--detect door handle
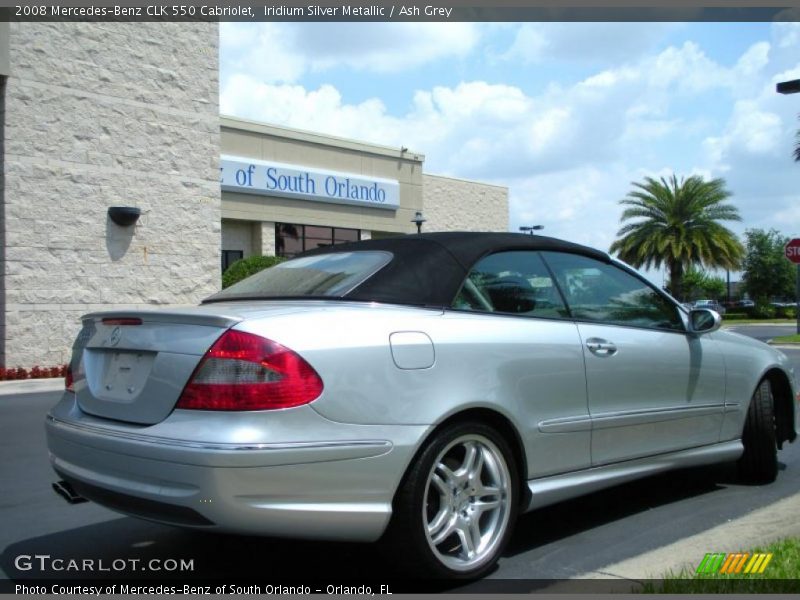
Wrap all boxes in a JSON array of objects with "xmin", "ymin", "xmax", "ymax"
[{"xmin": 586, "ymin": 337, "xmax": 618, "ymax": 357}]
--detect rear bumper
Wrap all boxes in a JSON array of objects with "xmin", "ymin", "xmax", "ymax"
[{"xmin": 45, "ymin": 399, "xmax": 426, "ymax": 542}]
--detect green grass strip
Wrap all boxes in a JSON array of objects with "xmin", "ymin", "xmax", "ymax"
[{"xmin": 643, "ymin": 538, "xmax": 800, "ymax": 593}]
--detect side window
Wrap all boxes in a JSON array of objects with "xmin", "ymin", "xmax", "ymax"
[
  {"xmin": 541, "ymin": 252, "xmax": 684, "ymax": 331},
  {"xmin": 453, "ymin": 251, "xmax": 569, "ymax": 319}
]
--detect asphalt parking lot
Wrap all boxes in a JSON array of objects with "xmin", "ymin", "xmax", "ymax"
[{"xmin": 1, "ymin": 327, "xmax": 798, "ymax": 589}]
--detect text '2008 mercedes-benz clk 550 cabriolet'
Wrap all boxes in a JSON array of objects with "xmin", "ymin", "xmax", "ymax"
[{"xmin": 46, "ymin": 232, "xmax": 797, "ymax": 579}]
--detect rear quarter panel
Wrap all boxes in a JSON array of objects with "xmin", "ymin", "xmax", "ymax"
[{"xmin": 234, "ymin": 303, "xmax": 591, "ymax": 478}]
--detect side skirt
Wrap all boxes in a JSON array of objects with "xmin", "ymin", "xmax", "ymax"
[{"xmin": 525, "ymin": 440, "xmax": 743, "ymax": 512}]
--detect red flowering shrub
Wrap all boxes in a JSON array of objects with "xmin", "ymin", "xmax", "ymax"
[{"xmin": 0, "ymin": 364, "xmax": 68, "ymax": 381}]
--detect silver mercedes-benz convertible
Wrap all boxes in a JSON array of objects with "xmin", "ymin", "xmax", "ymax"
[{"xmin": 46, "ymin": 232, "xmax": 797, "ymax": 578}]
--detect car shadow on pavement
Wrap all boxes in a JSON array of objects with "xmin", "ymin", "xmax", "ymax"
[
  {"xmin": 0, "ymin": 460, "xmax": 781, "ymax": 588},
  {"xmin": 502, "ymin": 460, "xmax": 755, "ymax": 566},
  {"xmin": 1, "ymin": 517, "xmax": 392, "ymax": 582}
]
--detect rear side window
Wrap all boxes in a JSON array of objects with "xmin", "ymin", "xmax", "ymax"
[
  {"xmin": 206, "ymin": 251, "xmax": 392, "ymax": 302},
  {"xmin": 453, "ymin": 251, "xmax": 569, "ymax": 319}
]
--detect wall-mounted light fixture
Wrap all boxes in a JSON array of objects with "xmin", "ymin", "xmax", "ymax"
[
  {"xmin": 108, "ymin": 206, "xmax": 141, "ymax": 227},
  {"xmin": 411, "ymin": 211, "xmax": 426, "ymax": 234},
  {"xmin": 776, "ymin": 79, "xmax": 800, "ymax": 94}
]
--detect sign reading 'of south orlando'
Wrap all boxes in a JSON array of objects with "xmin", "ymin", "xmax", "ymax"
[{"xmin": 220, "ymin": 155, "xmax": 400, "ymax": 211}]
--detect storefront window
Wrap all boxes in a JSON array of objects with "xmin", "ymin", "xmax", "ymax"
[
  {"xmin": 276, "ymin": 223, "xmax": 361, "ymax": 257},
  {"xmin": 221, "ymin": 250, "xmax": 244, "ymax": 273}
]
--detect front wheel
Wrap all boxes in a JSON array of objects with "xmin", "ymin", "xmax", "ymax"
[
  {"xmin": 387, "ymin": 421, "xmax": 518, "ymax": 579},
  {"xmin": 738, "ymin": 379, "xmax": 778, "ymax": 484}
]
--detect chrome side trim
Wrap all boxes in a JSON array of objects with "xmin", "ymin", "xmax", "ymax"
[
  {"xmin": 539, "ymin": 404, "xmax": 724, "ymax": 433},
  {"xmin": 525, "ymin": 440, "xmax": 743, "ymax": 512},
  {"xmin": 590, "ymin": 403, "xmax": 724, "ymax": 430},
  {"xmin": 538, "ymin": 415, "xmax": 592, "ymax": 433},
  {"xmin": 46, "ymin": 415, "xmax": 392, "ymax": 452}
]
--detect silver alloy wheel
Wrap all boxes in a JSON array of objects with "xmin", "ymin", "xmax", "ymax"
[{"xmin": 422, "ymin": 433, "xmax": 512, "ymax": 572}]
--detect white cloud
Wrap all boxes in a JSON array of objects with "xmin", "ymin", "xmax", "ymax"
[
  {"xmin": 704, "ymin": 100, "xmax": 783, "ymax": 168},
  {"xmin": 220, "ymin": 22, "xmax": 481, "ymax": 84},
  {"xmin": 221, "ymin": 23, "xmax": 800, "ymax": 252},
  {"xmin": 299, "ymin": 23, "xmax": 480, "ymax": 73},
  {"xmin": 220, "ymin": 23, "xmax": 304, "ymax": 84},
  {"xmin": 504, "ymin": 23, "xmax": 674, "ymax": 64},
  {"xmin": 221, "ymin": 40, "xmax": 748, "ymax": 181},
  {"xmin": 698, "ymin": 23, "xmax": 800, "ymax": 233},
  {"xmin": 220, "ymin": 75, "xmax": 407, "ymax": 149},
  {"xmin": 647, "ymin": 41, "xmax": 731, "ymax": 93},
  {"xmin": 735, "ymin": 42, "xmax": 770, "ymax": 77},
  {"xmin": 774, "ymin": 20, "xmax": 800, "ymax": 48}
]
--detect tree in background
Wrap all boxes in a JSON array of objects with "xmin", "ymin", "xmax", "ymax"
[
  {"xmin": 795, "ymin": 123, "xmax": 800, "ymax": 162},
  {"xmin": 682, "ymin": 267, "xmax": 726, "ymax": 301},
  {"xmin": 703, "ymin": 276, "xmax": 727, "ymax": 300},
  {"xmin": 610, "ymin": 174, "xmax": 744, "ymax": 300},
  {"xmin": 742, "ymin": 229, "xmax": 795, "ymax": 304}
]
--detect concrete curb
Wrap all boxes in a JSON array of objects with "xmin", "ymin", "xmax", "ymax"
[
  {"xmin": 0, "ymin": 378, "xmax": 64, "ymax": 395},
  {"xmin": 563, "ymin": 491, "xmax": 800, "ymax": 589},
  {"xmin": 724, "ymin": 323, "xmax": 797, "ymax": 327}
]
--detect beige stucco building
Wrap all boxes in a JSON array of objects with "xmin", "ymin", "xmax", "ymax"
[
  {"xmin": 0, "ymin": 23, "xmax": 508, "ymax": 368},
  {"xmin": 219, "ymin": 117, "xmax": 507, "ymax": 271}
]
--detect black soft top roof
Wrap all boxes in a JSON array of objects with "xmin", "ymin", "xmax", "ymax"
[{"xmin": 302, "ymin": 232, "xmax": 609, "ymax": 307}]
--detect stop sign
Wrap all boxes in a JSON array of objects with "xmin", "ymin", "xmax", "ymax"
[{"xmin": 786, "ymin": 239, "xmax": 800, "ymax": 264}]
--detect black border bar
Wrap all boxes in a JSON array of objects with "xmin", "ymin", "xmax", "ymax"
[{"xmin": 2, "ymin": 2, "xmax": 800, "ymax": 22}]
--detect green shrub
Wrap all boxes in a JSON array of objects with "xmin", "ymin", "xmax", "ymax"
[
  {"xmin": 751, "ymin": 303, "xmax": 776, "ymax": 319},
  {"xmin": 776, "ymin": 306, "xmax": 796, "ymax": 320},
  {"xmin": 222, "ymin": 255, "xmax": 286, "ymax": 289},
  {"xmin": 723, "ymin": 312, "xmax": 749, "ymax": 320}
]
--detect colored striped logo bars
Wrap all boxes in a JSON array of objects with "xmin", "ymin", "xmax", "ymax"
[{"xmin": 696, "ymin": 553, "xmax": 773, "ymax": 575}]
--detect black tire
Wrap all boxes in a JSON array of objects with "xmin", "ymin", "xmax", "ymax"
[
  {"xmin": 738, "ymin": 379, "xmax": 778, "ymax": 484},
  {"xmin": 384, "ymin": 421, "xmax": 519, "ymax": 579}
]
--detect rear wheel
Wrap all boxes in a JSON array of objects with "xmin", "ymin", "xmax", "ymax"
[
  {"xmin": 387, "ymin": 421, "xmax": 518, "ymax": 579},
  {"xmin": 738, "ymin": 379, "xmax": 778, "ymax": 484}
]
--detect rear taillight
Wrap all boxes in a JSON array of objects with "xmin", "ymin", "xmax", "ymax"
[
  {"xmin": 176, "ymin": 330, "xmax": 324, "ymax": 411},
  {"xmin": 65, "ymin": 365, "xmax": 74, "ymax": 392},
  {"xmin": 66, "ymin": 360, "xmax": 85, "ymax": 393}
]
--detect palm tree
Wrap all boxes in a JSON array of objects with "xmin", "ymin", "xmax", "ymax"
[{"xmin": 609, "ymin": 174, "xmax": 744, "ymax": 301}]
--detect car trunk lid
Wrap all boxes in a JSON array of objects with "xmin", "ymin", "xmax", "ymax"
[{"xmin": 71, "ymin": 310, "xmax": 242, "ymax": 425}]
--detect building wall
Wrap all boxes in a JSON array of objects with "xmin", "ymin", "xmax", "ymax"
[
  {"xmin": 221, "ymin": 219, "xmax": 255, "ymax": 258},
  {"xmin": 2, "ymin": 23, "xmax": 220, "ymax": 366},
  {"xmin": 422, "ymin": 174, "xmax": 508, "ymax": 233}
]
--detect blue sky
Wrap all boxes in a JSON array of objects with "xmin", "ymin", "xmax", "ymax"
[{"xmin": 219, "ymin": 21, "xmax": 800, "ymax": 285}]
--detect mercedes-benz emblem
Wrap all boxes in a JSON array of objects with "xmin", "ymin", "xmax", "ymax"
[{"xmin": 108, "ymin": 326, "xmax": 122, "ymax": 347}]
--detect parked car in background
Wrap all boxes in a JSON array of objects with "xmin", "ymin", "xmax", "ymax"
[
  {"xmin": 693, "ymin": 299, "xmax": 726, "ymax": 315},
  {"xmin": 737, "ymin": 299, "xmax": 755, "ymax": 309},
  {"xmin": 46, "ymin": 233, "xmax": 796, "ymax": 579},
  {"xmin": 770, "ymin": 301, "xmax": 798, "ymax": 309}
]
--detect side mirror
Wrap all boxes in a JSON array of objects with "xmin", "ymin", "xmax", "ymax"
[{"xmin": 688, "ymin": 308, "xmax": 722, "ymax": 334}]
